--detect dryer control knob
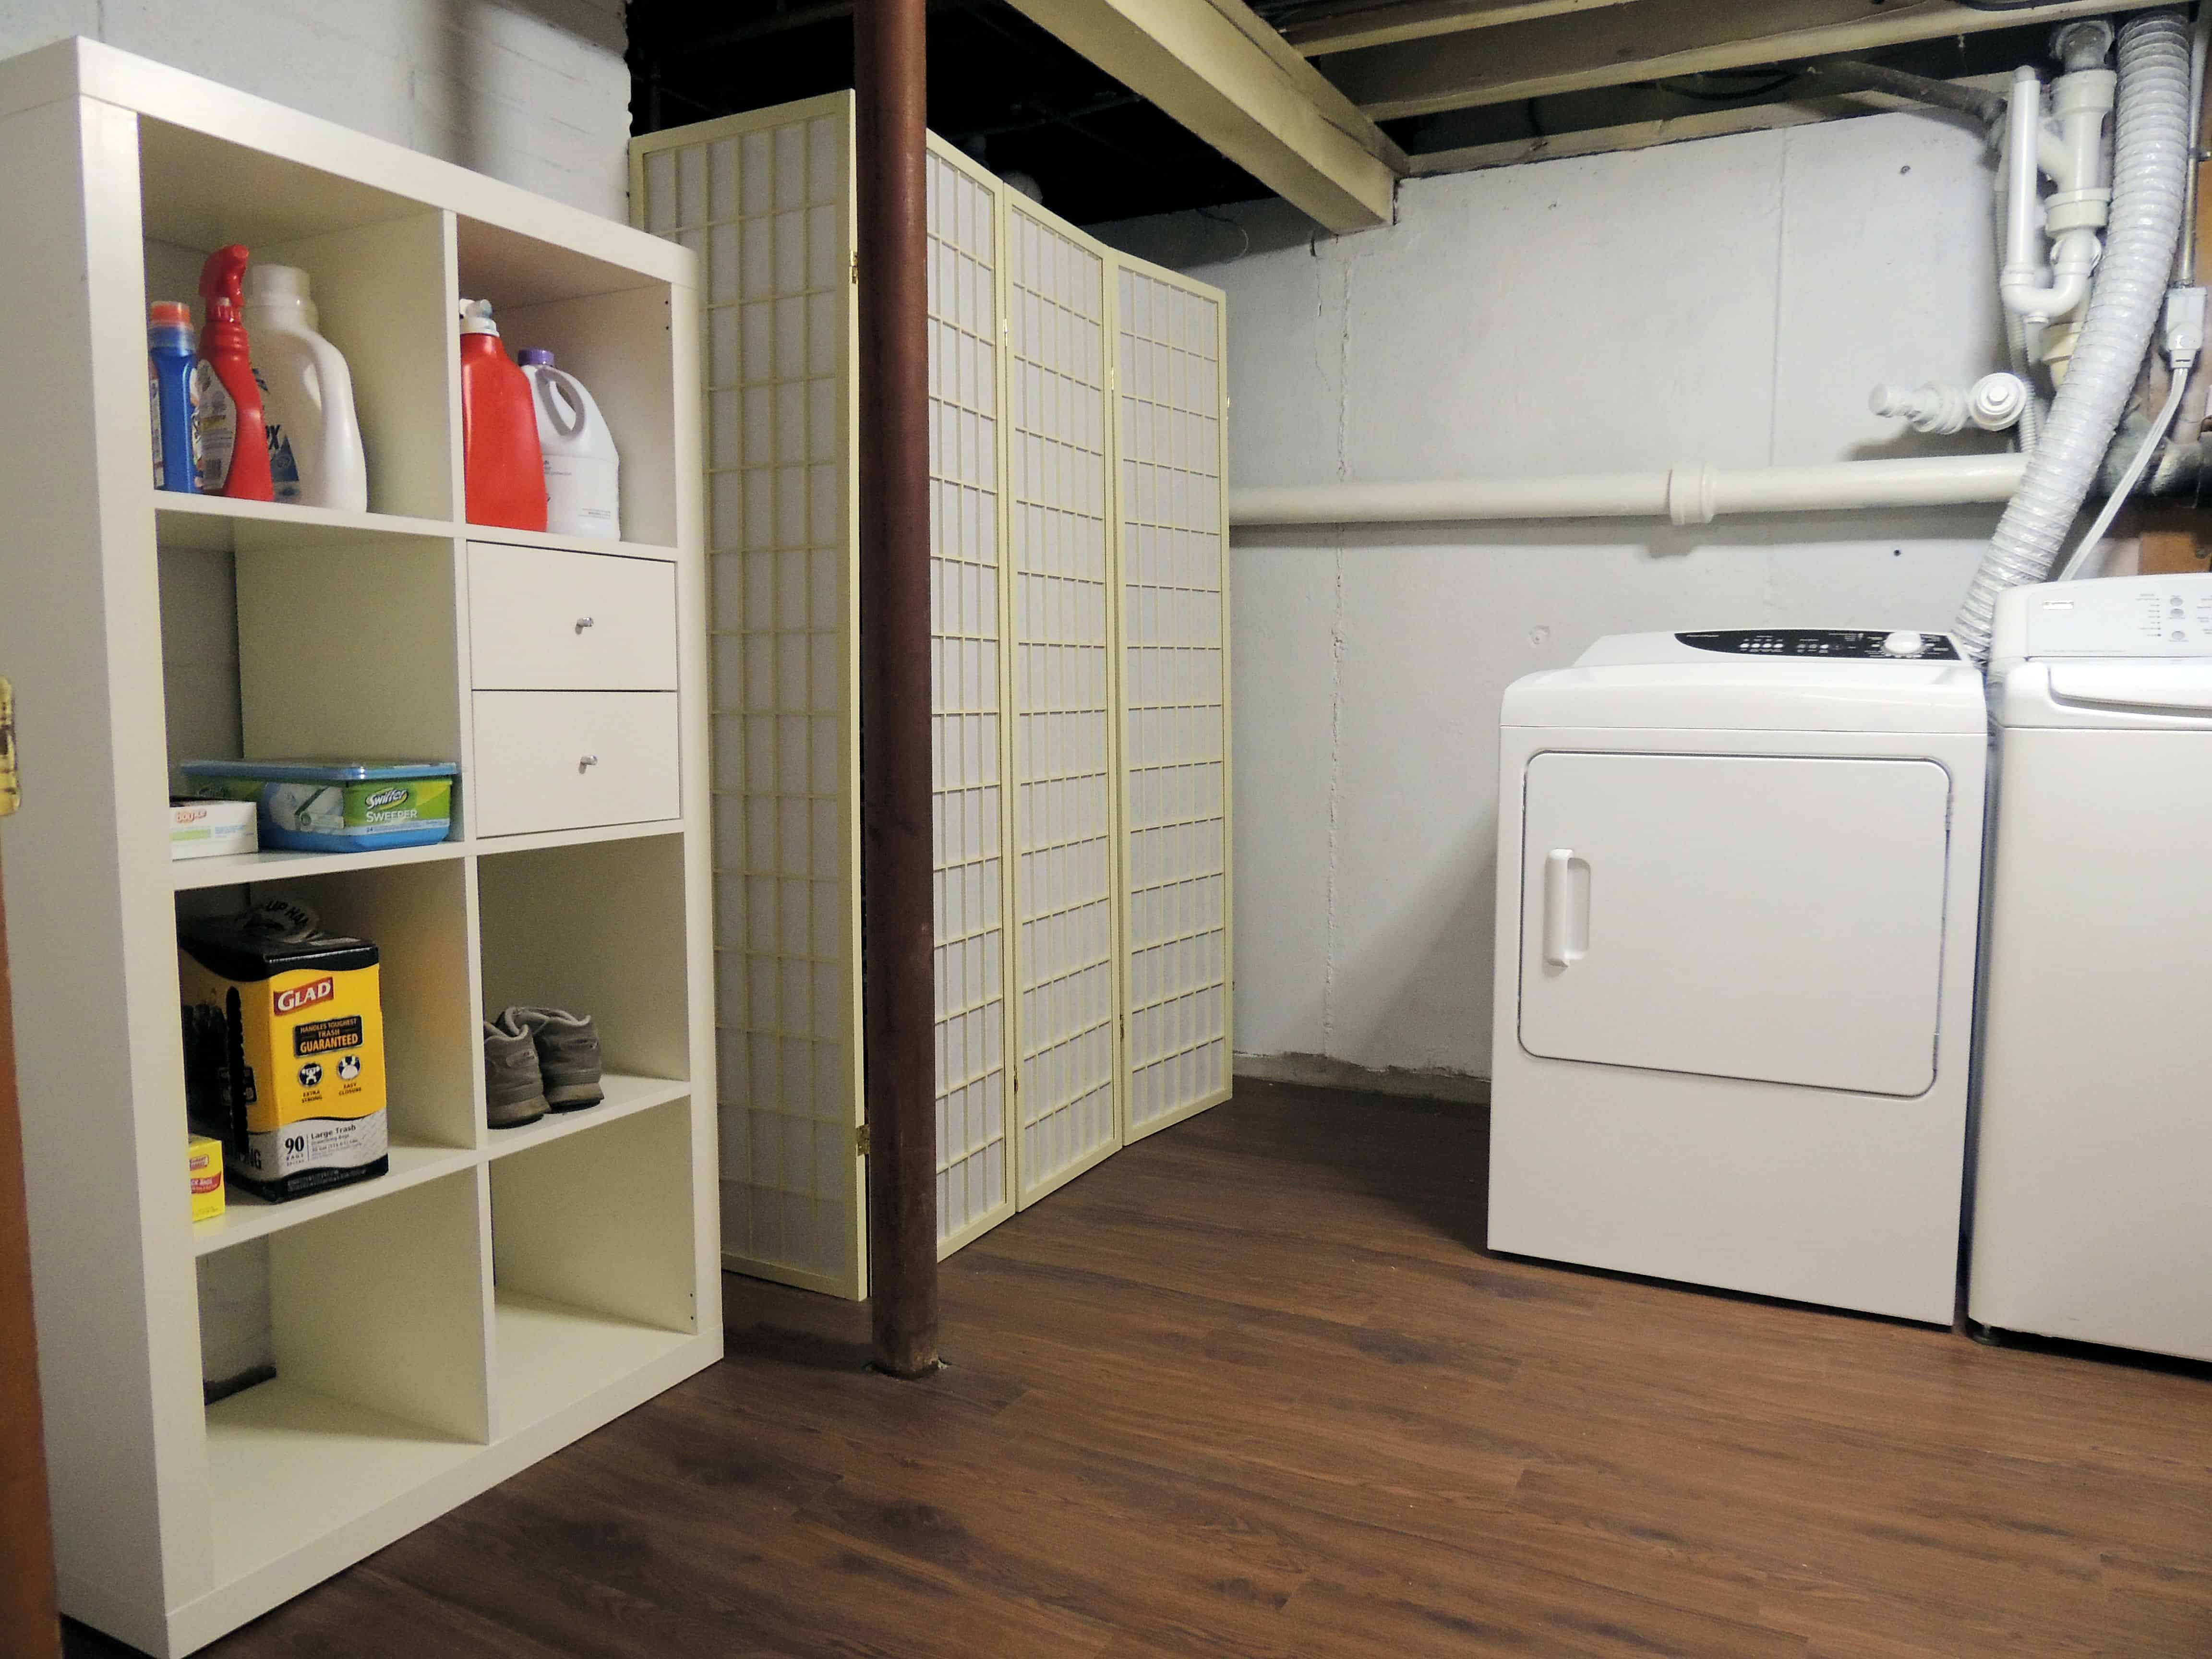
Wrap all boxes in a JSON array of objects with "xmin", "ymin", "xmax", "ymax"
[{"xmin": 1881, "ymin": 630, "xmax": 1926, "ymax": 657}]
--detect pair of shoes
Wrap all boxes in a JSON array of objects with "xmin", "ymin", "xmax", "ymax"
[{"xmin": 482, "ymin": 1006, "xmax": 604, "ymax": 1129}]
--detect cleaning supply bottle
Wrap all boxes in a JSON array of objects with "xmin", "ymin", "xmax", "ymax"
[
  {"xmin": 518, "ymin": 349, "xmax": 621, "ymax": 540},
  {"xmin": 193, "ymin": 246, "xmax": 274, "ymax": 501},
  {"xmin": 458, "ymin": 299, "xmax": 546, "ymax": 532},
  {"xmin": 242, "ymin": 264, "xmax": 368, "ymax": 512},
  {"xmin": 148, "ymin": 302, "xmax": 198, "ymax": 494}
]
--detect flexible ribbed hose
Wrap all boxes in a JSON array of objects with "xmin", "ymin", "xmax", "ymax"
[{"xmin": 1954, "ymin": 9, "xmax": 2192, "ymax": 660}]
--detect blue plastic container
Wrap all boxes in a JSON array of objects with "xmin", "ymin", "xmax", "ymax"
[
  {"xmin": 148, "ymin": 301, "xmax": 197, "ymax": 494},
  {"xmin": 181, "ymin": 760, "xmax": 459, "ymax": 853}
]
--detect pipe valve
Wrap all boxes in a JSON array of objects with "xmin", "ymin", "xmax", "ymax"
[{"xmin": 1870, "ymin": 375, "xmax": 2031, "ymax": 435}]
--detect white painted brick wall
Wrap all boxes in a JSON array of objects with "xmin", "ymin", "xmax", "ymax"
[
  {"xmin": 1, "ymin": 0, "xmax": 632, "ymax": 218},
  {"xmin": 1096, "ymin": 110, "xmax": 2014, "ymax": 1082}
]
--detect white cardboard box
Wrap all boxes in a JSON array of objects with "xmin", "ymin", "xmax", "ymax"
[{"xmin": 168, "ymin": 798, "xmax": 256, "ymax": 860}]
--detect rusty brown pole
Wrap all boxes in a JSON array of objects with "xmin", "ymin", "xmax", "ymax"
[
  {"xmin": 854, "ymin": 0, "xmax": 940, "ymax": 1377},
  {"xmin": 0, "ymin": 685, "xmax": 60, "ymax": 1657}
]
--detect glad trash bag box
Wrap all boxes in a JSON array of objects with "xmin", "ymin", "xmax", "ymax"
[{"xmin": 180, "ymin": 897, "xmax": 388, "ymax": 1202}]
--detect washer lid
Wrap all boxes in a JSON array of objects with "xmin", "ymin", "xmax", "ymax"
[
  {"xmin": 1999, "ymin": 660, "xmax": 2212, "ymax": 728},
  {"xmin": 1505, "ymin": 634, "xmax": 1987, "ymax": 734}
]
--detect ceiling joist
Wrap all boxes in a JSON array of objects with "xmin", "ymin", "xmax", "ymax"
[
  {"xmin": 998, "ymin": 0, "xmax": 1409, "ymax": 228},
  {"xmin": 1279, "ymin": 0, "xmax": 1637, "ymax": 60},
  {"xmin": 1319, "ymin": 0, "xmax": 2177, "ymax": 123}
]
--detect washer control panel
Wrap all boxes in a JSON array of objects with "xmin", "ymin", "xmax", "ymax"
[
  {"xmin": 2013, "ymin": 576, "xmax": 2212, "ymax": 657},
  {"xmin": 1675, "ymin": 629, "xmax": 1962, "ymax": 661}
]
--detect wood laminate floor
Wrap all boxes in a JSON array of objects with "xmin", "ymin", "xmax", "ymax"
[{"xmin": 68, "ymin": 1079, "xmax": 2212, "ymax": 1658}]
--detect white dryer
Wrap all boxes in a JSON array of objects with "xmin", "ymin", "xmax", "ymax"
[
  {"xmin": 1971, "ymin": 575, "xmax": 2212, "ymax": 1359},
  {"xmin": 1489, "ymin": 628, "xmax": 1987, "ymax": 1323}
]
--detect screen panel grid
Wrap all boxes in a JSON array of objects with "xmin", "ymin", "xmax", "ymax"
[
  {"xmin": 1116, "ymin": 270, "xmax": 1229, "ymax": 1134},
  {"xmin": 1007, "ymin": 205, "xmax": 1118, "ymax": 1198},
  {"xmin": 927, "ymin": 150, "xmax": 1012, "ymax": 1244},
  {"xmin": 645, "ymin": 110, "xmax": 862, "ymax": 1294}
]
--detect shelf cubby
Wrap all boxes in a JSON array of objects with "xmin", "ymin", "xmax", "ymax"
[
  {"xmin": 139, "ymin": 119, "xmax": 456, "ymax": 524},
  {"xmin": 455, "ymin": 216, "xmax": 681, "ymax": 549},
  {"xmin": 489, "ymin": 1100, "xmax": 697, "ymax": 1435},
  {"xmin": 232, "ymin": 531, "xmax": 463, "ymax": 775},
  {"xmin": 175, "ymin": 855, "xmax": 479, "ymax": 1159},
  {"xmin": 199, "ymin": 1170, "xmax": 489, "ymax": 1589},
  {"xmin": 476, "ymin": 833, "xmax": 692, "ymax": 1085}
]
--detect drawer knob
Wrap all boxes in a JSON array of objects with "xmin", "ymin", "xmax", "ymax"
[
  {"xmin": 575, "ymin": 616, "xmax": 596, "ymax": 633},
  {"xmin": 578, "ymin": 754, "xmax": 601, "ymax": 771}
]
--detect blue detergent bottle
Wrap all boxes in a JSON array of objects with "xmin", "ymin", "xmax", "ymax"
[{"xmin": 148, "ymin": 300, "xmax": 198, "ymax": 493}]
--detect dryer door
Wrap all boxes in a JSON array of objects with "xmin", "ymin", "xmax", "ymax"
[{"xmin": 1517, "ymin": 751, "xmax": 1950, "ymax": 1096}]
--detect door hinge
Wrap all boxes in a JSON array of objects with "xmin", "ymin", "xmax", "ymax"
[
  {"xmin": 0, "ymin": 676, "xmax": 17, "ymax": 819},
  {"xmin": 855, "ymin": 1120, "xmax": 869, "ymax": 1157},
  {"xmin": 850, "ymin": 251, "xmax": 859, "ymax": 285}
]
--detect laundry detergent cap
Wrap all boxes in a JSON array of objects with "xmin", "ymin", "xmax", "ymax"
[
  {"xmin": 458, "ymin": 297, "xmax": 502, "ymax": 336},
  {"xmin": 244, "ymin": 263, "xmax": 312, "ymax": 303},
  {"xmin": 517, "ymin": 348, "xmax": 553, "ymax": 366}
]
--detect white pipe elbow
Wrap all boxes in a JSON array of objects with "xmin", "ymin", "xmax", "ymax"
[{"xmin": 2003, "ymin": 228, "xmax": 2102, "ymax": 321}]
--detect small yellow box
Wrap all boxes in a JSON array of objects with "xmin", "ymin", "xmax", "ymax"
[{"xmin": 188, "ymin": 1135, "xmax": 225, "ymax": 1223}]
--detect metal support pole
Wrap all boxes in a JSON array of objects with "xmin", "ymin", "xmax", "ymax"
[
  {"xmin": 855, "ymin": 0, "xmax": 941, "ymax": 1378},
  {"xmin": 0, "ymin": 681, "xmax": 60, "ymax": 1657}
]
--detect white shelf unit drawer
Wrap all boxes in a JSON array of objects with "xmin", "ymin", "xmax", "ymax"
[
  {"xmin": 471, "ymin": 691, "xmax": 681, "ymax": 837},
  {"xmin": 467, "ymin": 541, "xmax": 679, "ymax": 691}
]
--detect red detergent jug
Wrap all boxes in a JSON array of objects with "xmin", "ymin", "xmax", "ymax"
[{"xmin": 459, "ymin": 299, "xmax": 546, "ymax": 531}]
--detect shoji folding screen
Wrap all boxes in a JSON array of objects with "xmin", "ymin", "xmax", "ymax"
[{"xmin": 634, "ymin": 99, "xmax": 1230, "ymax": 1298}]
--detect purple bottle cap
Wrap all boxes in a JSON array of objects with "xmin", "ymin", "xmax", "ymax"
[{"xmin": 517, "ymin": 349, "xmax": 554, "ymax": 366}]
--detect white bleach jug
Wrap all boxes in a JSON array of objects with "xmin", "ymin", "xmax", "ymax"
[{"xmin": 518, "ymin": 350, "xmax": 621, "ymax": 540}]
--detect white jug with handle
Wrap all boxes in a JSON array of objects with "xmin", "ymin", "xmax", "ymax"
[
  {"xmin": 241, "ymin": 263, "xmax": 368, "ymax": 511},
  {"xmin": 519, "ymin": 350, "xmax": 621, "ymax": 541}
]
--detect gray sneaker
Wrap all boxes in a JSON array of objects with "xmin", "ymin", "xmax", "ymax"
[
  {"xmin": 508, "ymin": 1007, "xmax": 603, "ymax": 1111},
  {"xmin": 483, "ymin": 1011, "xmax": 548, "ymax": 1128}
]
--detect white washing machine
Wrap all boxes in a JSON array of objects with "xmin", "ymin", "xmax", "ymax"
[
  {"xmin": 1489, "ymin": 628, "xmax": 1987, "ymax": 1323},
  {"xmin": 1971, "ymin": 575, "xmax": 2212, "ymax": 1359}
]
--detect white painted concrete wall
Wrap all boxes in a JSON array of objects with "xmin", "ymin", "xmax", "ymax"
[
  {"xmin": 1098, "ymin": 109, "xmax": 2011, "ymax": 1084},
  {"xmin": 1, "ymin": 0, "xmax": 630, "ymax": 217}
]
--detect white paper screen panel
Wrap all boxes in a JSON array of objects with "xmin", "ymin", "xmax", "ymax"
[
  {"xmin": 1115, "ymin": 268, "xmax": 1231, "ymax": 1137},
  {"xmin": 1006, "ymin": 203, "xmax": 1120, "ymax": 1204},
  {"xmin": 637, "ymin": 101, "xmax": 866, "ymax": 1299},
  {"xmin": 926, "ymin": 144, "xmax": 1014, "ymax": 1249}
]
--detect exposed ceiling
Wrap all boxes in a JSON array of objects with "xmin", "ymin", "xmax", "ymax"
[{"xmin": 626, "ymin": 0, "xmax": 2150, "ymax": 229}]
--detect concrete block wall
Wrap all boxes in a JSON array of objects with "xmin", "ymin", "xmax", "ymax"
[
  {"xmin": 1, "ymin": 0, "xmax": 631, "ymax": 218},
  {"xmin": 1095, "ymin": 109, "xmax": 2011, "ymax": 1088}
]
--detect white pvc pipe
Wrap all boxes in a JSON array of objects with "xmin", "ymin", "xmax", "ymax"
[
  {"xmin": 1229, "ymin": 454, "xmax": 2027, "ymax": 528},
  {"xmin": 1957, "ymin": 9, "xmax": 2193, "ymax": 661}
]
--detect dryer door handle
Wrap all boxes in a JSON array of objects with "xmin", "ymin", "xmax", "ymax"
[{"xmin": 1541, "ymin": 848, "xmax": 1589, "ymax": 968}]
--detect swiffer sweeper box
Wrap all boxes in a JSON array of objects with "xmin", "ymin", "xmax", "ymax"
[{"xmin": 180, "ymin": 898, "xmax": 388, "ymax": 1201}]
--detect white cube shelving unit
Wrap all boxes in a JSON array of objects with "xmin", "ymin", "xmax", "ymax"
[
  {"xmin": 632, "ymin": 99, "xmax": 1233, "ymax": 1298},
  {"xmin": 0, "ymin": 40, "xmax": 719, "ymax": 1658}
]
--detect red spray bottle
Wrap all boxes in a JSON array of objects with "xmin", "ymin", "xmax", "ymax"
[{"xmin": 194, "ymin": 246, "xmax": 274, "ymax": 501}]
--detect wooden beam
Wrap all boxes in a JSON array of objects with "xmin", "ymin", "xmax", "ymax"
[
  {"xmin": 1407, "ymin": 74, "xmax": 2009, "ymax": 176},
  {"xmin": 1321, "ymin": 0, "xmax": 2174, "ymax": 123},
  {"xmin": 1281, "ymin": 0, "xmax": 1635, "ymax": 60},
  {"xmin": 998, "ymin": 0, "xmax": 1407, "ymax": 230}
]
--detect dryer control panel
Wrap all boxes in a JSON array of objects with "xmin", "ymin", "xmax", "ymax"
[{"xmin": 1675, "ymin": 629, "xmax": 1962, "ymax": 661}]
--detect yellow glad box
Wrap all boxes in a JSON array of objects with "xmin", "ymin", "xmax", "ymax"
[
  {"xmin": 179, "ymin": 909, "xmax": 390, "ymax": 1202},
  {"xmin": 187, "ymin": 1135, "xmax": 224, "ymax": 1222}
]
